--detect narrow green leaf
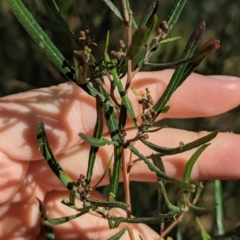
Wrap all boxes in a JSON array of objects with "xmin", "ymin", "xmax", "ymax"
[
  {"xmin": 107, "ymin": 228, "xmax": 127, "ymax": 240},
  {"xmin": 127, "ymin": 27, "xmax": 148, "ymax": 60},
  {"xmin": 102, "ymin": 0, "xmax": 124, "ymax": 22},
  {"xmin": 79, "ymin": 133, "xmax": 117, "ymax": 147},
  {"xmin": 148, "ymin": 36, "xmax": 218, "ymax": 74},
  {"xmin": 189, "ymin": 203, "xmax": 217, "ymax": 212},
  {"xmin": 109, "ymin": 215, "xmax": 174, "ymax": 224},
  {"xmin": 47, "ymin": 0, "xmax": 81, "ymax": 45},
  {"xmin": 151, "ymin": 154, "xmax": 166, "ymax": 182},
  {"xmin": 151, "ymin": 154, "xmax": 166, "ymax": 214},
  {"xmin": 86, "ymin": 95, "xmax": 104, "ymax": 185},
  {"xmin": 166, "ymin": 0, "xmax": 187, "ymax": 35},
  {"xmin": 43, "ymin": 224, "xmax": 55, "ymax": 240},
  {"xmin": 37, "ymin": 197, "xmax": 91, "ymax": 225},
  {"xmin": 142, "ymin": 131, "xmax": 218, "ymax": 156},
  {"xmin": 128, "ymin": 144, "xmax": 195, "ymax": 192},
  {"xmin": 147, "ymin": 55, "xmax": 194, "ymax": 68},
  {"xmin": 102, "ymin": 34, "xmax": 126, "ymax": 139},
  {"xmin": 61, "ymin": 199, "xmax": 92, "ymax": 211},
  {"xmin": 36, "ymin": 122, "xmax": 81, "ymax": 199},
  {"xmin": 87, "ymin": 198, "xmax": 128, "ymax": 209},
  {"xmin": 137, "ymin": 0, "xmax": 187, "ymax": 65},
  {"xmin": 152, "ymin": 21, "xmax": 206, "ymax": 117},
  {"xmin": 118, "ymin": 105, "xmax": 128, "ymax": 132},
  {"xmin": 103, "ymin": 0, "xmax": 137, "ymax": 29},
  {"xmin": 104, "ymin": 53, "xmax": 138, "ymax": 128},
  {"xmin": 37, "ymin": 197, "xmax": 51, "ymax": 221},
  {"xmin": 127, "ymin": 14, "xmax": 158, "ymax": 59},
  {"xmin": 170, "ymin": 177, "xmax": 195, "ymax": 192},
  {"xmin": 176, "ymin": 225, "xmax": 183, "ymax": 240},
  {"xmin": 182, "ymin": 39, "xmax": 220, "ymax": 80},
  {"xmin": 69, "ymin": 190, "xmax": 76, "ymax": 206},
  {"xmin": 131, "ymin": 87, "xmax": 139, "ymax": 97},
  {"xmin": 196, "ymin": 217, "xmax": 211, "ymax": 240},
  {"xmin": 61, "ymin": 199, "xmax": 79, "ymax": 210},
  {"xmin": 80, "ymin": 83, "xmax": 116, "ymax": 108},
  {"xmin": 138, "ymin": 1, "xmax": 158, "ymax": 28},
  {"xmin": 48, "ymin": 211, "xmax": 89, "ymax": 225},
  {"xmin": 108, "ymin": 218, "xmax": 123, "ymax": 229},
  {"xmin": 193, "ymin": 182, "xmax": 204, "ymax": 204},
  {"xmin": 108, "ymin": 146, "xmax": 123, "ymax": 201},
  {"xmin": 181, "ymin": 22, "xmax": 206, "ymax": 60},
  {"xmin": 94, "ymin": 82, "xmax": 120, "ymax": 142},
  {"xmin": 102, "ymin": 96, "xmax": 120, "ymax": 141},
  {"xmin": 183, "ymin": 144, "xmax": 210, "ymax": 183},
  {"xmin": 159, "ymin": 181, "xmax": 181, "ymax": 213},
  {"xmin": 151, "ymin": 154, "xmax": 166, "ymax": 174},
  {"xmin": 7, "ymin": 0, "xmax": 76, "ymax": 81},
  {"xmin": 37, "ymin": 198, "xmax": 56, "ymax": 240},
  {"xmin": 160, "ymin": 36, "xmax": 182, "ymax": 43}
]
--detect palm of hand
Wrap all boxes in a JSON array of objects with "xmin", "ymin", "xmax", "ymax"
[{"xmin": 1, "ymin": 70, "xmax": 240, "ymax": 239}]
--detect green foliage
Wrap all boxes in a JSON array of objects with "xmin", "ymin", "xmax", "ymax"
[
  {"xmin": 6, "ymin": 0, "xmax": 75, "ymax": 81},
  {"xmin": 5, "ymin": 0, "xmax": 240, "ymax": 239}
]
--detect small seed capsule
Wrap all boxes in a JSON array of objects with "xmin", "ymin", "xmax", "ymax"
[
  {"xmin": 159, "ymin": 20, "xmax": 169, "ymax": 32},
  {"xmin": 118, "ymin": 39, "xmax": 126, "ymax": 49},
  {"xmin": 142, "ymin": 134, "xmax": 149, "ymax": 140}
]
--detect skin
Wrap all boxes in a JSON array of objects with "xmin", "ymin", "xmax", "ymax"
[{"xmin": 1, "ymin": 69, "xmax": 240, "ymax": 239}]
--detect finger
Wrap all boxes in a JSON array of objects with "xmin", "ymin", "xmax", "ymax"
[
  {"xmin": 30, "ymin": 127, "xmax": 240, "ymax": 194},
  {"xmin": 0, "ymin": 172, "xmax": 45, "ymax": 237},
  {"xmin": 130, "ymin": 70, "xmax": 240, "ymax": 118},
  {"xmin": 0, "ymin": 152, "xmax": 29, "ymax": 204},
  {"xmin": 0, "ymin": 81, "xmax": 95, "ymax": 160},
  {"xmin": 1, "ymin": 70, "xmax": 240, "ymax": 161},
  {"xmin": 130, "ymin": 128, "xmax": 240, "ymax": 181},
  {"xmin": 43, "ymin": 190, "xmax": 159, "ymax": 240}
]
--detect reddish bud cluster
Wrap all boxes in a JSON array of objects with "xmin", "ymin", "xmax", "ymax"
[
  {"xmin": 157, "ymin": 20, "xmax": 169, "ymax": 39},
  {"xmin": 119, "ymin": 130, "xmax": 127, "ymax": 140},
  {"xmin": 77, "ymin": 174, "xmax": 92, "ymax": 200},
  {"xmin": 110, "ymin": 39, "xmax": 126, "ymax": 61},
  {"xmin": 78, "ymin": 28, "xmax": 95, "ymax": 47},
  {"xmin": 137, "ymin": 88, "xmax": 157, "ymax": 138}
]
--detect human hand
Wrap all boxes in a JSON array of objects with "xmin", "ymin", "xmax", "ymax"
[{"xmin": 1, "ymin": 70, "xmax": 240, "ymax": 239}]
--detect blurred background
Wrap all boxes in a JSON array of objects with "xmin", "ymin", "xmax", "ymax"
[{"xmin": 1, "ymin": 0, "xmax": 240, "ymax": 239}]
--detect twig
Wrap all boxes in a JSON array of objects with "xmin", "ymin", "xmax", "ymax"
[
  {"xmin": 121, "ymin": 0, "xmax": 129, "ymax": 24},
  {"xmin": 159, "ymin": 211, "xmax": 186, "ymax": 239},
  {"xmin": 126, "ymin": 9, "xmax": 133, "ymax": 91}
]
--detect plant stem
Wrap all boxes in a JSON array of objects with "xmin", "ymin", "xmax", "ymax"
[
  {"xmin": 121, "ymin": 0, "xmax": 129, "ymax": 23},
  {"xmin": 160, "ymin": 211, "xmax": 186, "ymax": 239},
  {"xmin": 215, "ymin": 180, "xmax": 225, "ymax": 234}
]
